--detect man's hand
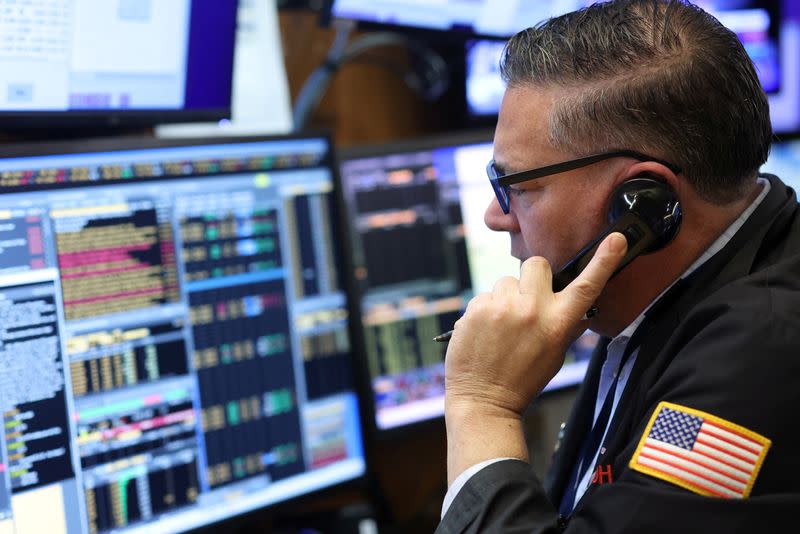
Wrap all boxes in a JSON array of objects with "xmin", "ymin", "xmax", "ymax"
[{"xmin": 444, "ymin": 232, "xmax": 628, "ymax": 484}]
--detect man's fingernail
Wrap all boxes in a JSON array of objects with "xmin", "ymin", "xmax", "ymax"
[{"xmin": 608, "ymin": 233, "xmax": 627, "ymax": 254}]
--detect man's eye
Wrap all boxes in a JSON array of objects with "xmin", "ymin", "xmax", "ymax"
[{"xmin": 507, "ymin": 186, "xmax": 527, "ymax": 197}]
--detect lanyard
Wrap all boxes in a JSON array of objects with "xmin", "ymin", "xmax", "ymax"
[{"xmin": 557, "ymin": 328, "xmax": 646, "ymax": 517}]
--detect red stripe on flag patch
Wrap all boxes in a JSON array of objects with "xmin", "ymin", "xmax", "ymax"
[{"xmin": 643, "ymin": 442, "xmax": 750, "ymax": 485}]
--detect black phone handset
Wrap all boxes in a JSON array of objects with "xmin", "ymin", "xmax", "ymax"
[
  {"xmin": 551, "ymin": 178, "xmax": 683, "ymax": 293},
  {"xmin": 432, "ymin": 178, "xmax": 682, "ymax": 342}
]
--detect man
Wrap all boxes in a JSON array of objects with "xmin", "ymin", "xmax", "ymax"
[{"xmin": 437, "ymin": 0, "xmax": 800, "ymax": 532}]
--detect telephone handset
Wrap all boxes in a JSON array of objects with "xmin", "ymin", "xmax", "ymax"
[
  {"xmin": 551, "ymin": 178, "xmax": 683, "ymax": 292},
  {"xmin": 432, "ymin": 178, "xmax": 682, "ymax": 342}
]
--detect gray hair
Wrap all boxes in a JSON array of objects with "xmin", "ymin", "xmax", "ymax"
[{"xmin": 500, "ymin": 0, "xmax": 771, "ymax": 204}]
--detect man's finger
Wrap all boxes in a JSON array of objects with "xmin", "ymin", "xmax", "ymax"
[
  {"xmin": 492, "ymin": 275, "xmax": 520, "ymax": 296},
  {"xmin": 465, "ymin": 292, "xmax": 491, "ymax": 314},
  {"xmin": 559, "ymin": 232, "xmax": 628, "ymax": 320},
  {"xmin": 519, "ymin": 256, "xmax": 553, "ymax": 295}
]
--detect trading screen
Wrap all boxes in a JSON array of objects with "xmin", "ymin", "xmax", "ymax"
[
  {"xmin": 0, "ymin": 137, "xmax": 364, "ymax": 533},
  {"xmin": 339, "ymin": 137, "xmax": 598, "ymax": 431}
]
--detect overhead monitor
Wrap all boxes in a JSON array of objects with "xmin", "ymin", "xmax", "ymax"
[
  {"xmin": 330, "ymin": 0, "xmax": 591, "ymax": 37},
  {"xmin": 338, "ymin": 133, "xmax": 599, "ymax": 432},
  {"xmin": 0, "ymin": 135, "xmax": 365, "ymax": 533},
  {"xmin": 0, "ymin": 0, "xmax": 238, "ymax": 128},
  {"xmin": 466, "ymin": 1, "xmax": 799, "ymax": 134}
]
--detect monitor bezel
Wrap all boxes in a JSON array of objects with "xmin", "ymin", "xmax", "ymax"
[
  {"xmin": 0, "ymin": 132, "xmax": 329, "ymax": 161},
  {"xmin": 0, "ymin": 132, "xmax": 372, "ymax": 531},
  {"xmin": 0, "ymin": 108, "xmax": 231, "ymax": 130}
]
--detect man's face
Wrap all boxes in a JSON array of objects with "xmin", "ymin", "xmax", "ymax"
[{"xmin": 484, "ymin": 86, "xmax": 617, "ymax": 271}]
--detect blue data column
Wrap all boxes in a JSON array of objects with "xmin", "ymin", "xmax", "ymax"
[
  {"xmin": 180, "ymin": 199, "xmax": 305, "ymax": 489},
  {"xmin": 285, "ymin": 194, "xmax": 320, "ymax": 297}
]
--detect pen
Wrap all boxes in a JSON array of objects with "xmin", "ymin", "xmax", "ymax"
[
  {"xmin": 432, "ymin": 305, "xmax": 598, "ymax": 343},
  {"xmin": 433, "ymin": 330, "xmax": 453, "ymax": 342}
]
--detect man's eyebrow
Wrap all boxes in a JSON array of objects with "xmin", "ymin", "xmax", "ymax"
[{"xmin": 492, "ymin": 160, "xmax": 508, "ymax": 176}]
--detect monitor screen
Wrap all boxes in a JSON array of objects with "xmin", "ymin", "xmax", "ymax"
[
  {"xmin": 338, "ymin": 134, "xmax": 599, "ymax": 431},
  {"xmin": 761, "ymin": 138, "xmax": 800, "ymax": 189},
  {"xmin": 466, "ymin": 1, "xmax": 798, "ymax": 133},
  {"xmin": 0, "ymin": 136, "xmax": 365, "ymax": 533},
  {"xmin": 0, "ymin": 0, "xmax": 238, "ymax": 127}
]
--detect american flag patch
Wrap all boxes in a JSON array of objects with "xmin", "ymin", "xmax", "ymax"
[{"xmin": 629, "ymin": 401, "xmax": 771, "ymax": 498}]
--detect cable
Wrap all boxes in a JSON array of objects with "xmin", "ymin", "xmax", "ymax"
[
  {"xmin": 292, "ymin": 21, "xmax": 450, "ymax": 132},
  {"xmin": 292, "ymin": 18, "xmax": 356, "ymax": 131}
]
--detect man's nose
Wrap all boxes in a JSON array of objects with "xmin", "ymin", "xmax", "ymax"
[{"xmin": 484, "ymin": 197, "xmax": 520, "ymax": 233}]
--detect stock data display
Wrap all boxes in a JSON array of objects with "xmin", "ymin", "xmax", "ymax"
[
  {"xmin": 0, "ymin": 280, "xmax": 75, "ymax": 492},
  {"xmin": 0, "ymin": 137, "xmax": 364, "ymax": 534},
  {"xmin": 339, "ymin": 136, "xmax": 599, "ymax": 430},
  {"xmin": 53, "ymin": 202, "xmax": 180, "ymax": 320}
]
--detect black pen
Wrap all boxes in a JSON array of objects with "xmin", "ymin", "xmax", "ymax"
[
  {"xmin": 433, "ymin": 330, "xmax": 454, "ymax": 343},
  {"xmin": 432, "ymin": 305, "xmax": 597, "ymax": 343}
]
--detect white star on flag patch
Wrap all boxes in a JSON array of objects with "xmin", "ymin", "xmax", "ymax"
[{"xmin": 629, "ymin": 401, "xmax": 771, "ymax": 498}]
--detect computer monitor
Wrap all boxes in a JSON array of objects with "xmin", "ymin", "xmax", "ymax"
[
  {"xmin": 0, "ymin": 135, "xmax": 365, "ymax": 533},
  {"xmin": 338, "ymin": 133, "xmax": 599, "ymax": 432},
  {"xmin": 0, "ymin": 0, "xmax": 238, "ymax": 128},
  {"xmin": 465, "ymin": 1, "xmax": 800, "ymax": 134}
]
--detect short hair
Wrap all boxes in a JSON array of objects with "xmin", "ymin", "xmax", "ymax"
[{"xmin": 500, "ymin": 0, "xmax": 771, "ymax": 204}]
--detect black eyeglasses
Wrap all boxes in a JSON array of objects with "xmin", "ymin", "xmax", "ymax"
[{"xmin": 487, "ymin": 149, "xmax": 682, "ymax": 214}]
